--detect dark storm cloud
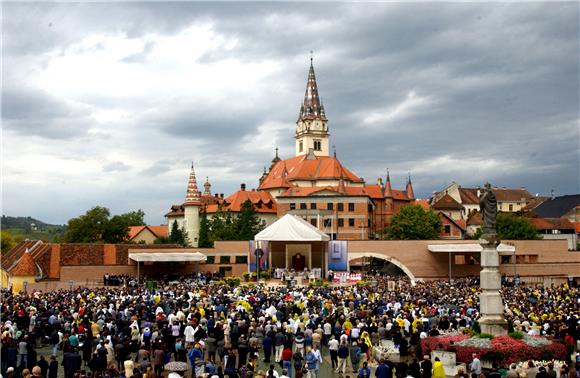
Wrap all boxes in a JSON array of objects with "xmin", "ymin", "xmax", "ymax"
[{"xmin": 2, "ymin": 2, "xmax": 578, "ymax": 223}]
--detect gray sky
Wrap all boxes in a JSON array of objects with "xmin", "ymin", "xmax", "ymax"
[{"xmin": 2, "ymin": 2, "xmax": 579, "ymax": 225}]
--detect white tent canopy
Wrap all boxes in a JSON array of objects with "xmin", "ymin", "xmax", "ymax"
[
  {"xmin": 129, "ymin": 252, "xmax": 207, "ymax": 262},
  {"xmin": 254, "ymin": 214, "xmax": 330, "ymax": 241}
]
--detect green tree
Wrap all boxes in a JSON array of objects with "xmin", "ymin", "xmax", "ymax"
[
  {"xmin": 209, "ymin": 204, "xmax": 237, "ymax": 241},
  {"xmin": 64, "ymin": 207, "xmax": 147, "ymax": 243},
  {"xmin": 169, "ymin": 220, "xmax": 190, "ymax": 247},
  {"xmin": 236, "ymin": 200, "xmax": 266, "ymax": 240},
  {"xmin": 496, "ymin": 213, "xmax": 541, "ymax": 240},
  {"xmin": 64, "ymin": 206, "xmax": 110, "ymax": 243},
  {"xmin": 1, "ymin": 231, "xmax": 16, "ymax": 254},
  {"xmin": 383, "ymin": 204, "xmax": 442, "ymax": 240},
  {"xmin": 198, "ymin": 211, "xmax": 213, "ymax": 247}
]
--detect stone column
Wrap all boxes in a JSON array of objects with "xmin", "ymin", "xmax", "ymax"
[{"xmin": 478, "ymin": 236, "xmax": 508, "ymax": 335}]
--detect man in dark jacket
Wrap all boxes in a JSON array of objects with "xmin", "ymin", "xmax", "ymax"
[{"xmin": 375, "ymin": 359, "xmax": 391, "ymax": 378}]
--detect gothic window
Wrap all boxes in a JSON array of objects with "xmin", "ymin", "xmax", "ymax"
[{"xmin": 299, "ymin": 141, "xmax": 303, "ymax": 152}]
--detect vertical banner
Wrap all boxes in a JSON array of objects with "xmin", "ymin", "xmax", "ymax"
[
  {"xmin": 327, "ymin": 240, "xmax": 348, "ymax": 271},
  {"xmin": 248, "ymin": 240, "xmax": 269, "ymax": 272}
]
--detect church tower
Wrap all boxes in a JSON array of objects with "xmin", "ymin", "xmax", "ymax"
[
  {"xmin": 183, "ymin": 163, "xmax": 201, "ymax": 247},
  {"xmin": 295, "ymin": 57, "xmax": 330, "ymax": 157}
]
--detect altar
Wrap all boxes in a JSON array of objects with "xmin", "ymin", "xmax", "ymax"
[{"xmin": 253, "ymin": 214, "xmax": 331, "ymax": 274}]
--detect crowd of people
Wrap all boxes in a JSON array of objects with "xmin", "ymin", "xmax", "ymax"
[{"xmin": 1, "ymin": 273, "xmax": 578, "ymax": 378}]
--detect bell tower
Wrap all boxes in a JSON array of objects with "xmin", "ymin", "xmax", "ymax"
[{"xmin": 295, "ymin": 56, "xmax": 330, "ymax": 157}]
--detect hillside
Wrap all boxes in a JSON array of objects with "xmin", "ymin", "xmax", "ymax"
[{"xmin": 1, "ymin": 215, "xmax": 67, "ymax": 242}]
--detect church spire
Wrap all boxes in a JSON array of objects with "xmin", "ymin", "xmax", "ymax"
[
  {"xmin": 406, "ymin": 173, "xmax": 415, "ymax": 199},
  {"xmin": 298, "ymin": 56, "xmax": 326, "ymax": 122},
  {"xmin": 295, "ymin": 55, "xmax": 330, "ymax": 157},
  {"xmin": 384, "ymin": 169, "xmax": 393, "ymax": 198},
  {"xmin": 184, "ymin": 162, "xmax": 201, "ymax": 205}
]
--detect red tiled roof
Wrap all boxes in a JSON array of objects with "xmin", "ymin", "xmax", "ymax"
[
  {"xmin": 414, "ymin": 199, "xmax": 430, "ymax": 209},
  {"xmin": 206, "ymin": 190, "xmax": 277, "ymax": 214},
  {"xmin": 457, "ymin": 187, "xmax": 532, "ymax": 204},
  {"xmin": 467, "ymin": 211, "xmax": 483, "ymax": 226},
  {"xmin": 392, "ymin": 190, "xmax": 410, "ymax": 201},
  {"xmin": 10, "ymin": 250, "xmax": 37, "ymax": 276},
  {"xmin": 493, "ymin": 188, "xmax": 532, "ymax": 202},
  {"xmin": 529, "ymin": 217, "xmax": 575, "ymax": 230},
  {"xmin": 438, "ymin": 212, "xmax": 466, "ymax": 231},
  {"xmin": 165, "ymin": 204, "xmax": 184, "ymax": 217},
  {"xmin": 522, "ymin": 196, "xmax": 548, "ymax": 211},
  {"xmin": 432, "ymin": 194, "xmax": 464, "ymax": 210},
  {"xmin": 459, "ymin": 188, "xmax": 479, "ymax": 204},
  {"xmin": 128, "ymin": 226, "xmax": 168, "ymax": 240},
  {"xmin": 259, "ymin": 155, "xmax": 363, "ymax": 190}
]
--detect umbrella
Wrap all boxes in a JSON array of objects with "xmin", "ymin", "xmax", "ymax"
[{"xmin": 164, "ymin": 361, "xmax": 188, "ymax": 372}]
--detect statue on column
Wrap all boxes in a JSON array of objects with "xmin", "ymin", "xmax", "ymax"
[{"xmin": 479, "ymin": 182, "xmax": 498, "ymax": 241}]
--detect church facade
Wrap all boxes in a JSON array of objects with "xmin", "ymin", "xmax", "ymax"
[{"xmin": 166, "ymin": 59, "xmax": 415, "ymax": 246}]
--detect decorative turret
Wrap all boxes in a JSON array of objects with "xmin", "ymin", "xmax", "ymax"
[
  {"xmin": 183, "ymin": 163, "xmax": 201, "ymax": 247},
  {"xmin": 295, "ymin": 55, "xmax": 330, "ymax": 157},
  {"xmin": 203, "ymin": 176, "xmax": 211, "ymax": 196},
  {"xmin": 406, "ymin": 174, "xmax": 415, "ymax": 199},
  {"xmin": 384, "ymin": 170, "xmax": 393, "ymax": 198},
  {"xmin": 271, "ymin": 147, "xmax": 281, "ymax": 167},
  {"xmin": 184, "ymin": 163, "xmax": 201, "ymax": 205}
]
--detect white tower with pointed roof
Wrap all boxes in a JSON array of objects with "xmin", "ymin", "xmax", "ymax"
[
  {"xmin": 295, "ymin": 57, "xmax": 330, "ymax": 157},
  {"xmin": 183, "ymin": 163, "xmax": 201, "ymax": 247}
]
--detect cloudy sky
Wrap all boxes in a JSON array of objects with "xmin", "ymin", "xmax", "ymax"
[{"xmin": 2, "ymin": 2, "xmax": 579, "ymax": 225}]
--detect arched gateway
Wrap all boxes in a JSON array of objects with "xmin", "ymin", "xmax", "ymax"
[{"xmin": 348, "ymin": 252, "xmax": 417, "ymax": 282}]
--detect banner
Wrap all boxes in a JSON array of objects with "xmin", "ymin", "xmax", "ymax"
[
  {"xmin": 328, "ymin": 240, "xmax": 348, "ymax": 271},
  {"xmin": 248, "ymin": 240, "xmax": 269, "ymax": 272}
]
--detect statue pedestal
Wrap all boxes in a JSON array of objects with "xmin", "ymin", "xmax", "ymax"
[{"xmin": 479, "ymin": 236, "xmax": 508, "ymax": 335}]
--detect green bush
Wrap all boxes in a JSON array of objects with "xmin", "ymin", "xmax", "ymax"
[
  {"xmin": 259, "ymin": 271, "xmax": 270, "ymax": 279},
  {"xmin": 225, "ymin": 277, "xmax": 241, "ymax": 287},
  {"xmin": 243, "ymin": 272, "xmax": 251, "ymax": 282},
  {"xmin": 308, "ymin": 278, "xmax": 324, "ymax": 287},
  {"xmin": 476, "ymin": 333, "xmax": 495, "ymax": 339},
  {"xmin": 508, "ymin": 331, "xmax": 524, "ymax": 339}
]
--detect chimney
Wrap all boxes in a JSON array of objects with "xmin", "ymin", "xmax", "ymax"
[
  {"xmin": 240, "ymin": 183, "xmax": 246, "ymax": 191},
  {"xmin": 220, "ymin": 193, "xmax": 224, "ymax": 199},
  {"xmin": 214, "ymin": 193, "xmax": 219, "ymax": 198}
]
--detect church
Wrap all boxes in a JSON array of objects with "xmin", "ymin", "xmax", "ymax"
[{"xmin": 166, "ymin": 59, "xmax": 416, "ymax": 247}]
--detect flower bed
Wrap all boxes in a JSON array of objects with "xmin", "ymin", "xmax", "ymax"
[{"xmin": 421, "ymin": 334, "xmax": 567, "ymax": 366}]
